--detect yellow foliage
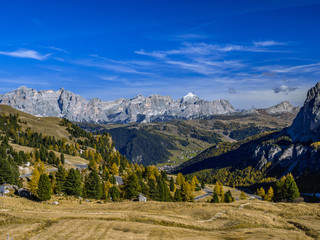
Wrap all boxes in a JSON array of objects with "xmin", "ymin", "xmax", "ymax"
[{"xmin": 111, "ymin": 163, "xmax": 119, "ymax": 176}]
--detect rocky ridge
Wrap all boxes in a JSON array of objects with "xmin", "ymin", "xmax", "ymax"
[
  {"xmin": 0, "ymin": 86, "xmax": 236, "ymax": 123},
  {"xmin": 287, "ymin": 82, "xmax": 320, "ymax": 143}
]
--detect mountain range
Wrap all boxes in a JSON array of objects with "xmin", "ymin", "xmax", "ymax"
[
  {"xmin": 174, "ymin": 81, "xmax": 320, "ymax": 192},
  {"xmin": 0, "ymin": 86, "xmax": 298, "ymax": 124}
]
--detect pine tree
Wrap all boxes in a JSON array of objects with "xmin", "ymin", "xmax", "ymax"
[
  {"xmin": 264, "ymin": 187, "xmax": 274, "ymax": 201},
  {"xmin": 101, "ymin": 181, "xmax": 107, "ymax": 200},
  {"xmin": 111, "ymin": 162, "xmax": 119, "ymax": 176},
  {"xmin": 214, "ymin": 181, "xmax": 224, "ymax": 202},
  {"xmin": 211, "ymin": 192, "xmax": 219, "ymax": 203},
  {"xmin": 174, "ymin": 189, "xmax": 182, "ymax": 202},
  {"xmin": 37, "ymin": 174, "xmax": 51, "ymax": 201},
  {"xmin": 157, "ymin": 178, "xmax": 171, "ymax": 202},
  {"xmin": 109, "ymin": 186, "xmax": 120, "ymax": 201},
  {"xmin": 85, "ymin": 170, "xmax": 102, "ymax": 199},
  {"xmin": 63, "ymin": 168, "xmax": 82, "ymax": 196},
  {"xmin": 169, "ymin": 177, "xmax": 175, "ymax": 192},
  {"xmin": 240, "ymin": 191, "xmax": 247, "ymax": 200},
  {"xmin": 88, "ymin": 158, "xmax": 98, "ymax": 171},
  {"xmin": 124, "ymin": 173, "xmax": 141, "ymax": 199},
  {"xmin": 257, "ymin": 187, "xmax": 265, "ymax": 197},
  {"xmin": 148, "ymin": 178, "xmax": 158, "ymax": 200},
  {"xmin": 55, "ymin": 166, "xmax": 66, "ymax": 193},
  {"xmin": 28, "ymin": 167, "xmax": 40, "ymax": 196},
  {"xmin": 224, "ymin": 190, "xmax": 235, "ymax": 203},
  {"xmin": 110, "ymin": 174, "xmax": 116, "ymax": 184},
  {"xmin": 60, "ymin": 153, "xmax": 65, "ymax": 165},
  {"xmin": 176, "ymin": 173, "xmax": 185, "ymax": 186},
  {"xmin": 274, "ymin": 174, "xmax": 300, "ymax": 202},
  {"xmin": 201, "ymin": 181, "xmax": 205, "ymax": 189},
  {"xmin": 181, "ymin": 181, "xmax": 193, "ymax": 202}
]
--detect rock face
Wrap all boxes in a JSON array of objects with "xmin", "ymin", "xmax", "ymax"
[
  {"xmin": 0, "ymin": 87, "xmax": 236, "ymax": 123},
  {"xmin": 287, "ymin": 82, "xmax": 320, "ymax": 142},
  {"xmin": 265, "ymin": 101, "xmax": 298, "ymax": 115}
]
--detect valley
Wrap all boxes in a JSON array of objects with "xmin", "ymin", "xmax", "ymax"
[{"xmin": 78, "ymin": 109, "xmax": 297, "ymax": 167}]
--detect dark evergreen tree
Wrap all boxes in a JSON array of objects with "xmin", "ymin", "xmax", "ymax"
[
  {"xmin": 147, "ymin": 178, "xmax": 158, "ymax": 200},
  {"xmin": 37, "ymin": 174, "xmax": 51, "ymax": 201},
  {"xmin": 60, "ymin": 153, "xmax": 65, "ymax": 165},
  {"xmin": 110, "ymin": 174, "xmax": 116, "ymax": 184},
  {"xmin": 55, "ymin": 166, "xmax": 66, "ymax": 193},
  {"xmin": 211, "ymin": 192, "xmax": 220, "ymax": 203},
  {"xmin": 85, "ymin": 170, "xmax": 102, "ymax": 199},
  {"xmin": 161, "ymin": 170, "xmax": 168, "ymax": 181},
  {"xmin": 0, "ymin": 157, "xmax": 20, "ymax": 186},
  {"xmin": 101, "ymin": 181, "xmax": 107, "ymax": 200},
  {"xmin": 174, "ymin": 189, "xmax": 182, "ymax": 202},
  {"xmin": 274, "ymin": 174, "xmax": 300, "ymax": 202},
  {"xmin": 109, "ymin": 186, "xmax": 120, "ymax": 201},
  {"xmin": 224, "ymin": 190, "xmax": 235, "ymax": 203},
  {"xmin": 63, "ymin": 168, "xmax": 81, "ymax": 196},
  {"xmin": 169, "ymin": 177, "xmax": 175, "ymax": 192},
  {"xmin": 157, "ymin": 178, "xmax": 171, "ymax": 201},
  {"xmin": 124, "ymin": 173, "xmax": 141, "ymax": 199}
]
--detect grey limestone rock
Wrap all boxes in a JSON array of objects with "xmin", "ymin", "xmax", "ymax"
[
  {"xmin": 0, "ymin": 87, "xmax": 236, "ymax": 123},
  {"xmin": 287, "ymin": 82, "xmax": 320, "ymax": 142}
]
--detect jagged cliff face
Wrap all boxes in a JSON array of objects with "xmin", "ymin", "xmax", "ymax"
[
  {"xmin": 253, "ymin": 82, "xmax": 320, "ymax": 176},
  {"xmin": 287, "ymin": 82, "xmax": 320, "ymax": 143},
  {"xmin": 252, "ymin": 143, "xmax": 320, "ymax": 177},
  {"xmin": 0, "ymin": 87, "xmax": 236, "ymax": 123}
]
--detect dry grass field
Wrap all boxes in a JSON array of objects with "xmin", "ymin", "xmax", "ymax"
[{"xmin": 0, "ymin": 196, "xmax": 319, "ymax": 240}]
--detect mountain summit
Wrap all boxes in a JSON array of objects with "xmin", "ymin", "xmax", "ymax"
[
  {"xmin": 287, "ymin": 82, "xmax": 320, "ymax": 142},
  {"xmin": 0, "ymin": 87, "xmax": 236, "ymax": 123}
]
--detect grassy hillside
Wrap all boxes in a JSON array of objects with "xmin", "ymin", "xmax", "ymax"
[
  {"xmin": 0, "ymin": 105, "xmax": 89, "ymax": 168},
  {"xmin": 0, "ymin": 196, "xmax": 319, "ymax": 239},
  {"xmin": 0, "ymin": 104, "xmax": 70, "ymax": 139}
]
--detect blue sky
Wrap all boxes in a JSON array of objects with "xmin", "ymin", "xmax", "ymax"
[{"xmin": 1, "ymin": 0, "xmax": 320, "ymax": 109}]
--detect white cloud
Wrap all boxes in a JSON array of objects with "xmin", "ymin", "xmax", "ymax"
[
  {"xmin": 0, "ymin": 49, "xmax": 51, "ymax": 60},
  {"xmin": 46, "ymin": 46, "xmax": 69, "ymax": 54},
  {"xmin": 253, "ymin": 40, "xmax": 288, "ymax": 47},
  {"xmin": 273, "ymin": 85, "xmax": 298, "ymax": 94},
  {"xmin": 257, "ymin": 62, "xmax": 320, "ymax": 74}
]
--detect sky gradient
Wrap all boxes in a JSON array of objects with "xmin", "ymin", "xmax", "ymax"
[{"xmin": 1, "ymin": 0, "xmax": 320, "ymax": 109}]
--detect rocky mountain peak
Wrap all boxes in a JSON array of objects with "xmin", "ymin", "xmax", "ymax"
[
  {"xmin": 0, "ymin": 86, "xmax": 236, "ymax": 123},
  {"xmin": 180, "ymin": 92, "xmax": 200, "ymax": 103},
  {"xmin": 265, "ymin": 101, "xmax": 297, "ymax": 115},
  {"xmin": 287, "ymin": 81, "xmax": 320, "ymax": 142}
]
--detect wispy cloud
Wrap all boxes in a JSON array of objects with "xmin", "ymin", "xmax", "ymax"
[
  {"xmin": 73, "ymin": 55, "xmax": 155, "ymax": 75},
  {"xmin": 253, "ymin": 40, "xmax": 288, "ymax": 47},
  {"xmin": 46, "ymin": 46, "xmax": 69, "ymax": 54},
  {"xmin": 99, "ymin": 75, "xmax": 129, "ymax": 83},
  {"xmin": 135, "ymin": 41, "xmax": 288, "ymax": 60},
  {"xmin": 0, "ymin": 49, "xmax": 51, "ymax": 60},
  {"xmin": 256, "ymin": 62, "xmax": 320, "ymax": 74}
]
